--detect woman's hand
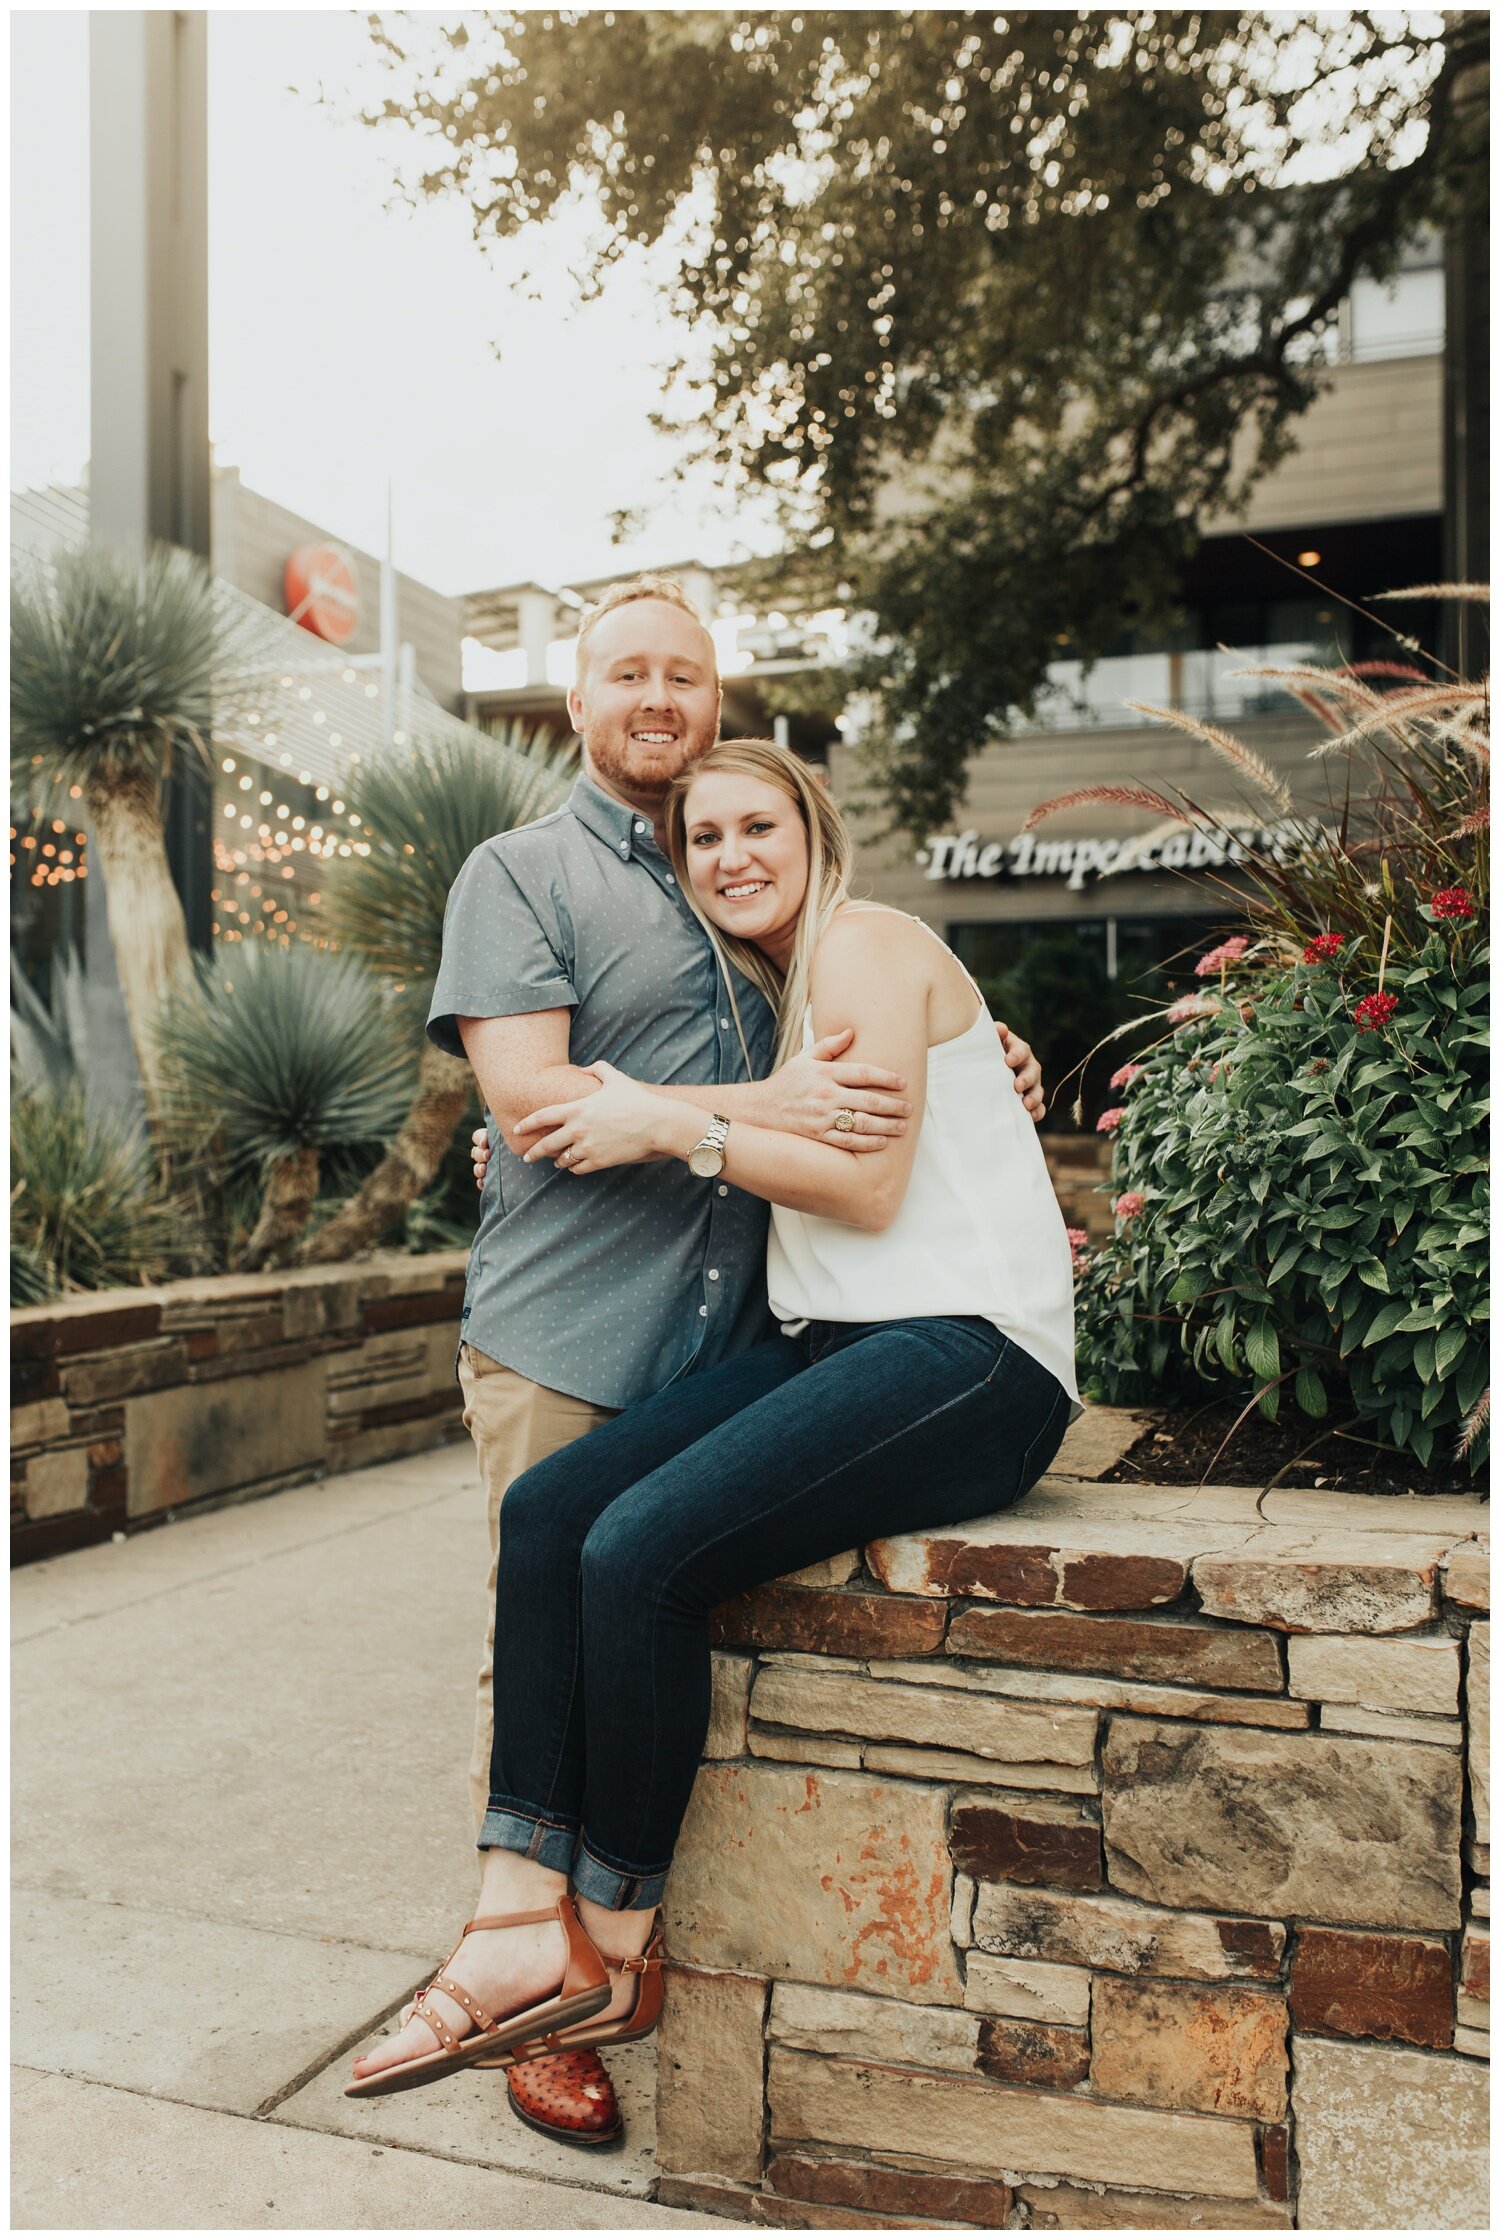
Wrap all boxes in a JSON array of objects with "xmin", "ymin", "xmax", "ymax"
[
  {"xmin": 513, "ymin": 1061, "xmax": 681, "ymax": 1174},
  {"xmin": 471, "ymin": 1126, "xmax": 490, "ymax": 1191}
]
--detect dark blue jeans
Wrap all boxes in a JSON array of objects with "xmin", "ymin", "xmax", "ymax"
[{"xmin": 481, "ymin": 1316, "xmax": 1072, "ymax": 1907}]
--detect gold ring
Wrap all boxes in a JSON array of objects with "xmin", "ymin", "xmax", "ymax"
[
  {"xmin": 560, "ymin": 1147, "xmax": 577, "ymax": 1165},
  {"xmin": 832, "ymin": 1109, "xmax": 856, "ymax": 1134}
]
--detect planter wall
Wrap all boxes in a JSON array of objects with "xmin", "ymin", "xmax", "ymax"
[
  {"xmin": 657, "ymin": 1428, "xmax": 1490, "ymax": 2230},
  {"xmin": 10, "ymin": 1251, "xmax": 468, "ymax": 1566}
]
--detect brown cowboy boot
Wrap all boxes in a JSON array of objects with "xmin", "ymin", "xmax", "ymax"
[{"xmin": 500, "ymin": 2044, "xmax": 622, "ymax": 2148}]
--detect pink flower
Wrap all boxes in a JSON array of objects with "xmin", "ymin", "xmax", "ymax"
[
  {"xmin": 1195, "ymin": 936, "xmax": 1249, "ymax": 977},
  {"xmin": 1109, "ymin": 1062, "xmax": 1143, "ymax": 1090},
  {"xmin": 1353, "ymin": 991, "xmax": 1399, "ymax": 1033},
  {"xmin": 1096, "ymin": 1107, "xmax": 1125, "ymax": 1134},
  {"xmin": 1066, "ymin": 1226, "xmax": 1090, "ymax": 1265},
  {"xmin": 1303, "ymin": 932, "xmax": 1346, "ymax": 963},
  {"xmin": 1113, "ymin": 1191, "xmax": 1146, "ymax": 1220},
  {"xmin": 1431, "ymin": 886, "xmax": 1475, "ymax": 921}
]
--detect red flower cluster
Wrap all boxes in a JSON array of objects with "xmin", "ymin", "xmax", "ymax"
[
  {"xmin": 1112, "ymin": 1191, "xmax": 1146, "ymax": 1220},
  {"xmin": 1303, "ymin": 932, "xmax": 1346, "ymax": 963},
  {"xmin": 1095, "ymin": 1107, "xmax": 1125, "ymax": 1134},
  {"xmin": 1109, "ymin": 1062, "xmax": 1143, "ymax": 1091},
  {"xmin": 1431, "ymin": 887, "xmax": 1475, "ymax": 921},
  {"xmin": 1353, "ymin": 992, "xmax": 1399, "ymax": 1033}
]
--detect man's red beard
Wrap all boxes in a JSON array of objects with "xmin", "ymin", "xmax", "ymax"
[{"xmin": 584, "ymin": 724, "xmax": 716, "ymax": 802}]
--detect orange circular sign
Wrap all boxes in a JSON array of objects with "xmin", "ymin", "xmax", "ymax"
[{"xmin": 284, "ymin": 543, "xmax": 360, "ymax": 644}]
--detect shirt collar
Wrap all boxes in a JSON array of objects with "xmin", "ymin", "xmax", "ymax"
[{"xmin": 568, "ymin": 771, "xmax": 655, "ymax": 861}]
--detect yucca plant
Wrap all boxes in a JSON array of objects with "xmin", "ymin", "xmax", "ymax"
[
  {"xmin": 10, "ymin": 543, "xmax": 260, "ymax": 1107},
  {"xmin": 11, "ymin": 949, "xmax": 89, "ymax": 1096},
  {"xmin": 153, "ymin": 941, "xmax": 415, "ymax": 1271},
  {"xmin": 11, "ymin": 1083, "xmax": 177, "ymax": 1304},
  {"xmin": 295, "ymin": 721, "xmax": 571, "ymax": 1264}
]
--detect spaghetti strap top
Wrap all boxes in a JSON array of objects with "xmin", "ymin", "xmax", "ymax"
[{"xmin": 764, "ymin": 910, "xmax": 1081, "ymax": 1406}]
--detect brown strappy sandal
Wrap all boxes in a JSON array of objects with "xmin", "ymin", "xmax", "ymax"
[
  {"xmin": 344, "ymin": 1894, "xmax": 610, "ymax": 2100},
  {"xmin": 481, "ymin": 1925, "xmax": 666, "ymax": 2068}
]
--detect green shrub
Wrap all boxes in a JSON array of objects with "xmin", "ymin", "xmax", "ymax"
[
  {"xmin": 10, "ymin": 1084, "xmax": 177, "ymax": 1304},
  {"xmin": 1079, "ymin": 919, "xmax": 1489, "ymax": 1470}
]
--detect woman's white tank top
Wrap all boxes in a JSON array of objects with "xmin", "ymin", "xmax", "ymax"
[{"xmin": 764, "ymin": 915, "xmax": 1081, "ymax": 1405}]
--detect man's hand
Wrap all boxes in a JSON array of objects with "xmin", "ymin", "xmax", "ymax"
[
  {"xmin": 997, "ymin": 1022, "xmax": 1045, "ymax": 1123},
  {"xmin": 760, "ymin": 1027, "xmax": 911, "ymax": 1152}
]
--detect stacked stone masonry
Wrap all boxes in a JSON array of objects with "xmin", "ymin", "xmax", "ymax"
[
  {"xmin": 10, "ymin": 1253, "xmax": 469, "ymax": 1564},
  {"xmin": 659, "ymin": 1408, "xmax": 1490, "ymax": 2231}
]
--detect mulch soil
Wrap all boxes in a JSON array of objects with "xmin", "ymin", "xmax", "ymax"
[{"xmin": 1106, "ymin": 1397, "xmax": 1487, "ymax": 1501}]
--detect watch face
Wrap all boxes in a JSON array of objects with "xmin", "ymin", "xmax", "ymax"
[{"xmin": 688, "ymin": 1145, "xmax": 725, "ymax": 1178}]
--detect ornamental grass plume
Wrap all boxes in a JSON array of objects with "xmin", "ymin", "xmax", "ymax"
[{"xmin": 1063, "ymin": 589, "xmax": 1488, "ymax": 1474}]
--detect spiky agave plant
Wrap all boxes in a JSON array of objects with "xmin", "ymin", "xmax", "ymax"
[
  {"xmin": 10, "ymin": 543, "xmax": 260, "ymax": 1106},
  {"xmin": 294, "ymin": 721, "xmax": 572, "ymax": 1263},
  {"xmin": 153, "ymin": 941, "xmax": 415, "ymax": 1271},
  {"xmin": 11, "ymin": 1083, "xmax": 177, "ymax": 1304}
]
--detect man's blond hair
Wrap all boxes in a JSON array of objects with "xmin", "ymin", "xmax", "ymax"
[{"xmin": 573, "ymin": 573, "xmax": 715, "ymax": 681}]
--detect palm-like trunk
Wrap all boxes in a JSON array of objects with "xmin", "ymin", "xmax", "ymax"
[
  {"xmin": 85, "ymin": 772, "xmax": 192, "ymax": 1108},
  {"xmin": 294, "ymin": 1042, "xmax": 474, "ymax": 1265},
  {"xmin": 236, "ymin": 1144, "xmax": 321, "ymax": 1272}
]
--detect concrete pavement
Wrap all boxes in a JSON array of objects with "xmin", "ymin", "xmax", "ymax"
[{"xmin": 12, "ymin": 1443, "xmax": 742, "ymax": 2230}]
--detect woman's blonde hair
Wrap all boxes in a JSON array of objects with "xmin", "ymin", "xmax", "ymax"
[{"xmin": 664, "ymin": 738, "xmax": 853, "ymax": 1071}]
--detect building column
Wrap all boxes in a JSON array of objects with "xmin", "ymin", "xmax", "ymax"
[{"xmin": 87, "ymin": 10, "xmax": 213, "ymax": 1104}]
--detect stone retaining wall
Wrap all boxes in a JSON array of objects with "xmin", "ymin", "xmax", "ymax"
[
  {"xmin": 657, "ymin": 1412, "xmax": 1490, "ymax": 2230},
  {"xmin": 10, "ymin": 1252, "xmax": 468, "ymax": 1565}
]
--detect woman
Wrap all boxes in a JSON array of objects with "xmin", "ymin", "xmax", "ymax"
[{"xmin": 348, "ymin": 738, "xmax": 1079, "ymax": 2099}]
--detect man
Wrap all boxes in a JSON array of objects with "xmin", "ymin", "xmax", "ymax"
[{"xmin": 427, "ymin": 573, "xmax": 1045, "ymax": 2148}]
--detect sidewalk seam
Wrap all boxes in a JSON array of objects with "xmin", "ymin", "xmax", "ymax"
[{"xmin": 12, "ymin": 1480, "xmax": 473, "ymax": 1644}]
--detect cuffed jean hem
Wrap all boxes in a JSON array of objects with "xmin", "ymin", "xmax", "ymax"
[
  {"xmin": 477, "ymin": 1799, "xmax": 578, "ymax": 1876},
  {"xmin": 570, "ymin": 1838, "xmax": 670, "ymax": 1912}
]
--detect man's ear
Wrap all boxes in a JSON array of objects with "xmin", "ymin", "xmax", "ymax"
[{"xmin": 566, "ymin": 685, "xmax": 586, "ymax": 733}]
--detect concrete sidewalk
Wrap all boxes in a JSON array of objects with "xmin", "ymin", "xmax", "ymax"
[{"xmin": 12, "ymin": 1444, "xmax": 742, "ymax": 2230}]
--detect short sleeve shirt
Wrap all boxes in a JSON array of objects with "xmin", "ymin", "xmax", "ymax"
[{"xmin": 428, "ymin": 774, "xmax": 778, "ymax": 1407}]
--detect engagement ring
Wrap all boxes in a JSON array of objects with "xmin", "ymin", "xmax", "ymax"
[{"xmin": 832, "ymin": 1108, "xmax": 857, "ymax": 1133}]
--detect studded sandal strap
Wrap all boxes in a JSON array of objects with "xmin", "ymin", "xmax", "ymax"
[
  {"xmin": 408, "ymin": 1994, "xmax": 462, "ymax": 2056},
  {"xmin": 431, "ymin": 1971, "xmax": 497, "ymax": 2036}
]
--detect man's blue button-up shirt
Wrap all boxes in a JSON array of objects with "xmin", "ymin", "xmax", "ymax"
[{"xmin": 427, "ymin": 774, "xmax": 778, "ymax": 1408}]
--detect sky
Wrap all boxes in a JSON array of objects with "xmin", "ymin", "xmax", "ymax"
[{"xmin": 9, "ymin": 8, "xmax": 775, "ymax": 596}]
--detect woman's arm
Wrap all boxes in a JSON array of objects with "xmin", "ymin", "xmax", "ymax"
[{"xmin": 517, "ymin": 914, "xmax": 936, "ymax": 1232}]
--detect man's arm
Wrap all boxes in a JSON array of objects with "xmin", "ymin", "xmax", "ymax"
[{"xmin": 461, "ymin": 1012, "xmax": 912, "ymax": 1156}]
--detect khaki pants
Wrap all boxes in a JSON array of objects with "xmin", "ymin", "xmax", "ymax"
[{"xmin": 458, "ymin": 1342, "xmax": 614, "ymax": 1840}]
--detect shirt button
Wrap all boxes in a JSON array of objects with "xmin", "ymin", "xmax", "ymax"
[
  {"xmin": 665, "ymin": 872, "xmax": 676, "ymax": 883},
  {"xmin": 708, "ymin": 1268, "xmax": 720, "ymax": 1280},
  {"xmin": 619, "ymin": 842, "xmax": 629, "ymax": 857},
  {"xmin": 634, "ymin": 820, "xmax": 648, "ymax": 832},
  {"xmin": 717, "ymin": 1185, "xmax": 728, "ymax": 1197},
  {"xmin": 698, "ymin": 1304, "xmax": 708, "ymax": 1317},
  {"xmin": 720, "ymin": 1018, "xmax": 731, "ymax": 1029}
]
